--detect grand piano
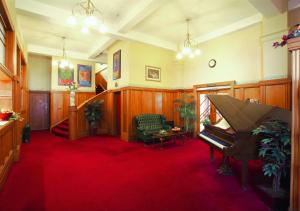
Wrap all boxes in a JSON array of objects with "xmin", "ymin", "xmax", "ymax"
[{"xmin": 199, "ymin": 95, "xmax": 291, "ymax": 189}]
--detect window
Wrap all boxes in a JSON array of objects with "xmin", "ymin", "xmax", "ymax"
[{"xmin": 0, "ymin": 15, "xmax": 5, "ymax": 65}]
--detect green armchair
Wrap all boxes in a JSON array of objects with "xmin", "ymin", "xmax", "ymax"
[{"xmin": 135, "ymin": 114, "xmax": 172, "ymax": 144}]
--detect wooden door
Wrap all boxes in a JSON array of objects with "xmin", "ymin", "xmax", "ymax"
[{"xmin": 29, "ymin": 91, "xmax": 50, "ymax": 130}]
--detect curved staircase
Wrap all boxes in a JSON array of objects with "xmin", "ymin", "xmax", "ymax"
[{"xmin": 51, "ymin": 119, "xmax": 69, "ymax": 138}]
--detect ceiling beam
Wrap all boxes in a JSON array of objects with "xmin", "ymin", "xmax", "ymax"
[
  {"xmin": 27, "ymin": 44, "xmax": 103, "ymax": 62},
  {"xmin": 194, "ymin": 14, "xmax": 263, "ymax": 44},
  {"xmin": 15, "ymin": 0, "xmax": 176, "ymax": 60},
  {"xmin": 248, "ymin": 0, "xmax": 287, "ymax": 17}
]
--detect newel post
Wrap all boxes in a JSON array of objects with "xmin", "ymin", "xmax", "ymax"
[
  {"xmin": 288, "ymin": 37, "xmax": 300, "ymax": 211},
  {"xmin": 69, "ymin": 106, "xmax": 77, "ymax": 140}
]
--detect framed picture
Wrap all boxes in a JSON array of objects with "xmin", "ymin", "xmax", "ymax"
[
  {"xmin": 113, "ymin": 50, "xmax": 121, "ymax": 80},
  {"xmin": 77, "ymin": 64, "xmax": 92, "ymax": 87},
  {"xmin": 58, "ymin": 63, "xmax": 74, "ymax": 86},
  {"xmin": 145, "ymin": 66, "xmax": 161, "ymax": 82}
]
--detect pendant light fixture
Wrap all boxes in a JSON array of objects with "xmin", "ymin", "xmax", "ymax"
[
  {"xmin": 176, "ymin": 19, "xmax": 202, "ymax": 60},
  {"xmin": 58, "ymin": 37, "xmax": 73, "ymax": 69},
  {"xmin": 67, "ymin": 0, "xmax": 107, "ymax": 34}
]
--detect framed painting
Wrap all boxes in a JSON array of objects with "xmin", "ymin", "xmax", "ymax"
[
  {"xmin": 58, "ymin": 63, "xmax": 74, "ymax": 86},
  {"xmin": 113, "ymin": 50, "xmax": 121, "ymax": 80},
  {"xmin": 145, "ymin": 66, "xmax": 161, "ymax": 82},
  {"xmin": 77, "ymin": 64, "xmax": 92, "ymax": 87}
]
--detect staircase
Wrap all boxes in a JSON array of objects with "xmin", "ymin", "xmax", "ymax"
[
  {"xmin": 51, "ymin": 119, "xmax": 69, "ymax": 138},
  {"xmin": 51, "ymin": 72, "xmax": 107, "ymax": 139}
]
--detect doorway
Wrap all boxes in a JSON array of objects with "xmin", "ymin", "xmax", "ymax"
[
  {"xmin": 114, "ymin": 92, "xmax": 121, "ymax": 136},
  {"xmin": 29, "ymin": 91, "xmax": 50, "ymax": 130}
]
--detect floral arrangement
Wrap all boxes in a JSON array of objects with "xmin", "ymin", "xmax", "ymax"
[
  {"xmin": 10, "ymin": 112, "xmax": 24, "ymax": 121},
  {"xmin": 273, "ymin": 24, "xmax": 300, "ymax": 48},
  {"xmin": 67, "ymin": 81, "xmax": 79, "ymax": 91}
]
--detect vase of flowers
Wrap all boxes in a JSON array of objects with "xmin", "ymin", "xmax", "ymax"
[
  {"xmin": 273, "ymin": 24, "xmax": 300, "ymax": 48},
  {"xmin": 67, "ymin": 81, "xmax": 79, "ymax": 106}
]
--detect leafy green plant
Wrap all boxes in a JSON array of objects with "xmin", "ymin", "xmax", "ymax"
[
  {"xmin": 252, "ymin": 120, "xmax": 291, "ymax": 192},
  {"xmin": 84, "ymin": 100, "xmax": 104, "ymax": 134},
  {"xmin": 174, "ymin": 94, "xmax": 196, "ymax": 133}
]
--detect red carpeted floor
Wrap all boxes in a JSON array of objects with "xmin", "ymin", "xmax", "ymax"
[{"xmin": 0, "ymin": 131, "xmax": 268, "ymax": 211}]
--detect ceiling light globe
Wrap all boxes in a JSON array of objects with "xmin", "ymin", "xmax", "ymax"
[
  {"xmin": 81, "ymin": 26, "xmax": 89, "ymax": 34},
  {"xmin": 84, "ymin": 16, "xmax": 97, "ymax": 27},
  {"xmin": 176, "ymin": 53, "xmax": 183, "ymax": 60},
  {"xmin": 195, "ymin": 49, "xmax": 202, "ymax": 55},
  {"xmin": 67, "ymin": 16, "xmax": 77, "ymax": 26},
  {"xmin": 99, "ymin": 24, "xmax": 108, "ymax": 33},
  {"xmin": 69, "ymin": 63, "xmax": 74, "ymax": 69},
  {"xmin": 182, "ymin": 47, "xmax": 191, "ymax": 55},
  {"xmin": 189, "ymin": 53, "xmax": 194, "ymax": 59}
]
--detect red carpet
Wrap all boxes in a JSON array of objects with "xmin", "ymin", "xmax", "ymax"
[{"xmin": 0, "ymin": 131, "xmax": 268, "ymax": 211}]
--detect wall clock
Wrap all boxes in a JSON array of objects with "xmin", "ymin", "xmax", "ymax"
[{"xmin": 208, "ymin": 59, "xmax": 216, "ymax": 68}]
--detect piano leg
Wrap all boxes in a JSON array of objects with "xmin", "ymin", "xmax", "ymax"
[
  {"xmin": 217, "ymin": 155, "xmax": 233, "ymax": 175},
  {"xmin": 241, "ymin": 160, "xmax": 248, "ymax": 190},
  {"xmin": 210, "ymin": 146, "xmax": 214, "ymax": 162}
]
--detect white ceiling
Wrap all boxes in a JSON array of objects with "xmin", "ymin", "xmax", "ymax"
[{"xmin": 15, "ymin": 0, "xmax": 286, "ymax": 63}]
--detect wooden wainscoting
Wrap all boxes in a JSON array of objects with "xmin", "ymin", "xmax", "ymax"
[
  {"xmin": 233, "ymin": 78, "xmax": 291, "ymax": 109},
  {"xmin": 113, "ymin": 87, "xmax": 192, "ymax": 141},
  {"xmin": 50, "ymin": 91, "xmax": 95, "ymax": 127}
]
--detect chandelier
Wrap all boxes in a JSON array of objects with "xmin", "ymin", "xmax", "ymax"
[
  {"xmin": 58, "ymin": 37, "xmax": 73, "ymax": 69},
  {"xmin": 67, "ymin": 0, "xmax": 107, "ymax": 34},
  {"xmin": 176, "ymin": 19, "xmax": 202, "ymax": 60}
]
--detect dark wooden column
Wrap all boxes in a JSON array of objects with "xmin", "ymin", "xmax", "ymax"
[
  {"xmin": 288, "ymin": 37, "xmax": 300, "ymax": 211},
  {"xmin": 69, "ymin": 106, "xmax": 77, "ymax": 140}
]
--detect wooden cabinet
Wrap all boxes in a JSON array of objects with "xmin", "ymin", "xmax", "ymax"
[{"xmin": 0, "ymin": 121, "xmax": 14, "ymax": 189}]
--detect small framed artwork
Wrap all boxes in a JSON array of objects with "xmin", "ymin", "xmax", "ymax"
[
  {"xmin": 77, "ymin": 64, "xmax": 92, "ymax": 87},
  {"xmin": 145, "ymin": 66, "xmax": 161, "ymax": 82},
  {"xmin": 113, "ymin": 50, "xmax": 121, "ymax": 80},
  {"xmin": 58, "ymin": 63, "xmax": 74, "ymax": 86}
]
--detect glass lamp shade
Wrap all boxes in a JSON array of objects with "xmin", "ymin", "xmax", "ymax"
[
  {"xmin": 81, "ymin": 26, "xmax": 89, "ymax": 34},
  {"xmin": 84, "ymin": 16, "xmax": 97, "ymax": 26},
  {"xmin": 67, "ymin": 16, "xmax": 77, "ymax": 25}
]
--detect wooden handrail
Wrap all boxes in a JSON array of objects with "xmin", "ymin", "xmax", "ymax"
[{"xmin": 77, "ymin": 90, "xmax": 108, "ymax": 110}]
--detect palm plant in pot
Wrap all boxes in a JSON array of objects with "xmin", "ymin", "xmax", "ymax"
[
  {"xmin": 252, "ymin": 119, "xmax": 291, "ymax": 209},
  {"xmin": 84, "ymin": 100, "xmax": 103, "ymax": 135},
  {"xmin": 174, "ymin": 94, "xmax": 196, "ymax": 133}
]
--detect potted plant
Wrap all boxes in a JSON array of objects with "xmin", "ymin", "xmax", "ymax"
[
  {"xmin": 84, "ymin": 100, "xmax": 103, "ymax": 135},
  {"xmin": 252, "ymin": 119, "xmax": 291, "ymax": 209},
  {"xmin": 174, "ymin": 94, "xmax": 196, "ymax": 133}
]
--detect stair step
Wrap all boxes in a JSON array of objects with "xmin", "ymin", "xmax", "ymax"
[
  {"xmin": 57, "ymin": 124, "xmax": 68, "ymax": 130},
  {"xmin": 52, "ymin": 127, "xmax": 69, "ymax": 138}
]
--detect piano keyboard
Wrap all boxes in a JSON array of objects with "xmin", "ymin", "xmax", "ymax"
[{"xmin": 199, "ymin": 132, "xmax": 230, "ymax": 150}]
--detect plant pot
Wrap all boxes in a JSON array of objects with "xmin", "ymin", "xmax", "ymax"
[
  {"xmin": 89, "ymin": 122, "xmax": 98, "ymax": 136},
  {"xmin": 256, "ymin": 185, "xmax": 289, "ymax": 211}
]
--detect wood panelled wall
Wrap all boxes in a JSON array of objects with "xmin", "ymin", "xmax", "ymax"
[
  {"xmin": 0, "ymin": 0, "xmax": 29, "ymax": 190},
  {"xmin": 107, "ymin": 87, "xmax": 192, "ymax": 141},
  {"xmin": 234, "ymin": 78, "xmax": 291, "ymax": 109},
  {"xmin": 50, "ymin": 91, "xmax": 95, "ymax": 127}
]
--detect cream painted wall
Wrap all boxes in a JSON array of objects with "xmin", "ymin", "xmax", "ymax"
[
  {"xmin": 183, "ymin": 23, "xmax": 262, "ymax": 87},
  {"xmin": 107, "ymin": 41, "xmax": 130, "ymax": 90},
  {"xmin": 51, "ymin": 57, "xmax": 96, "ymax": 92},
  {"xmin": 128, "ymin": 42, "xmax": 181, "ymax": 89},
  {"xmin": 261, "ymin": 13, "xmax": 288, "ymax": 79},
  {"xmin": 28, "ymin": 54, "xmax": 51, "ymax": 91},
  {"xmin": 107, "ymin": 40, "xmax": 182, "ymax": 90}
]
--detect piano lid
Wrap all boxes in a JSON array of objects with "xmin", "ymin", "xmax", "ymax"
[{"xmin": 207, "ymin": 95, "xmax": 291, "ymax": 133}]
